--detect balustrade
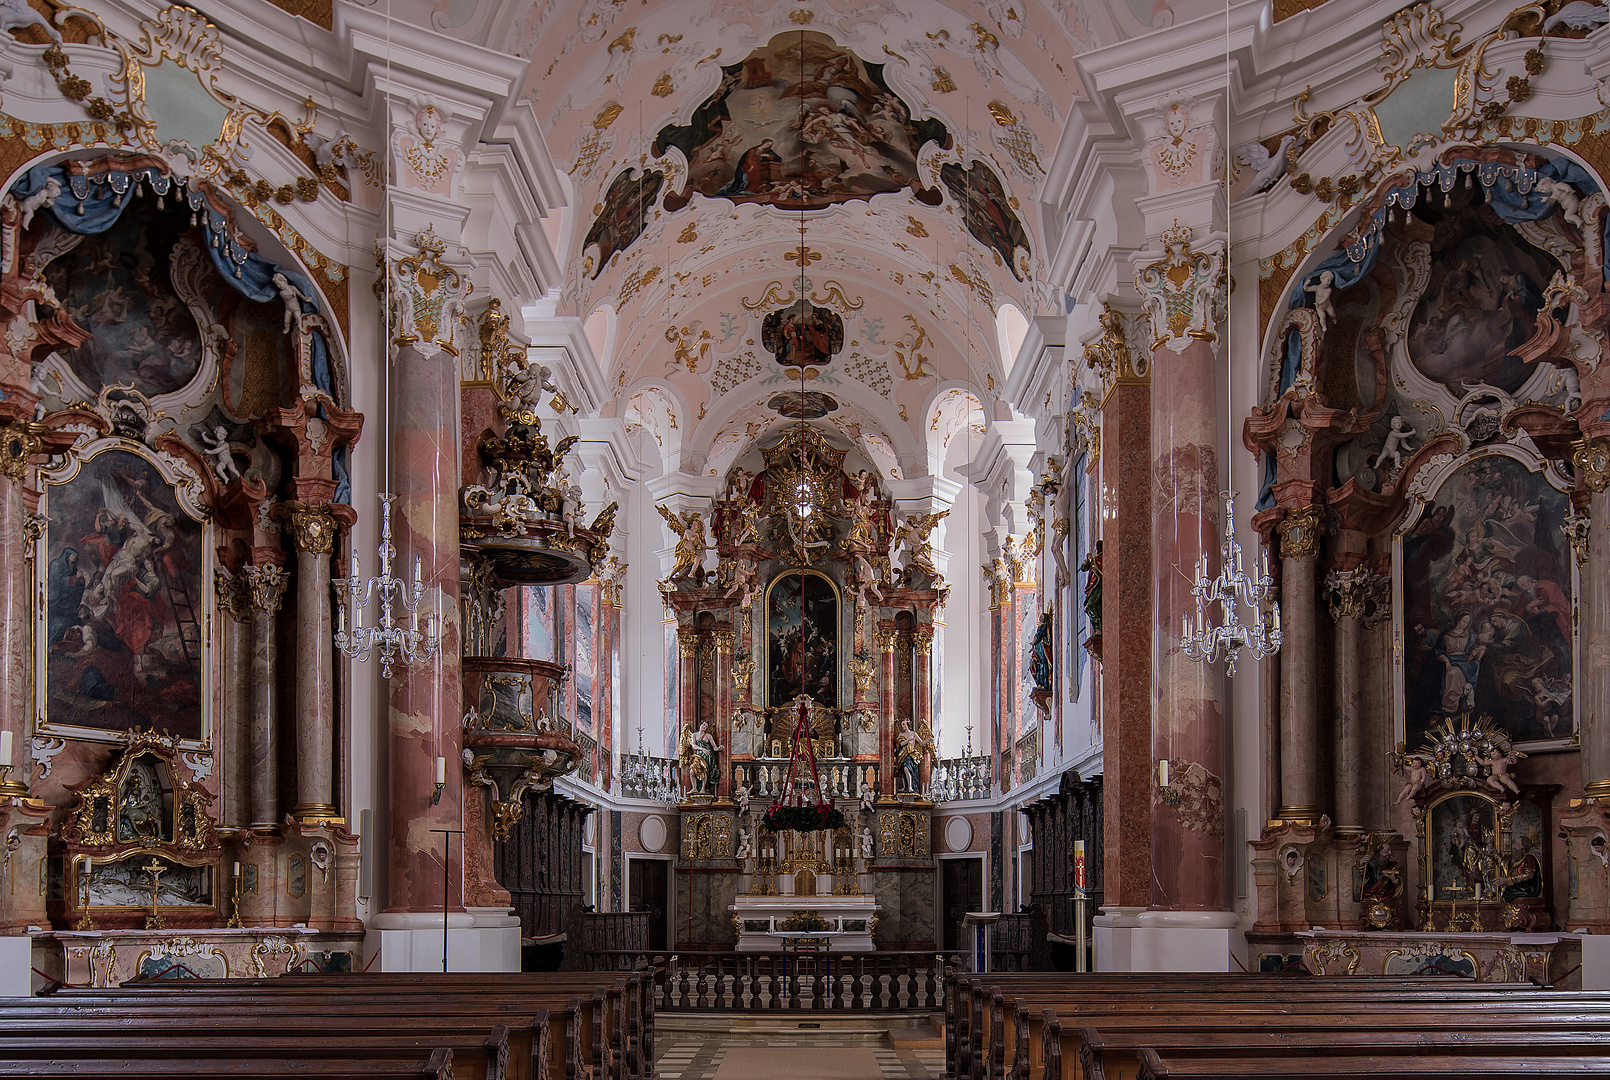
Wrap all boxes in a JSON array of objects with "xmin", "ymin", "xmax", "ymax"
[
  {"xmin": 931, "ymin": 755, "xmax": 993, "ymax": 802},
  {"xmin": 583, "ymin": 950, "xmax": 958, "ymax": 1012}
]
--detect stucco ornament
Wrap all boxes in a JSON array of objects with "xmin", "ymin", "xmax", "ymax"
[{"xmin": 1137, "ymin": 221, "xmax": 1226, "ymax": 354}]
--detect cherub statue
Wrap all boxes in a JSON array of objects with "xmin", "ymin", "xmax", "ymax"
[
  {"xmin": 724, "ymin": 557, "xmax": 759, "ymax": 609},
  {"xmin": 559, "ymin": 473, "xmax": 585, "ymax": 537},
  {"xmin": 1376, "ymin": 415, "xmax": 1417, "ymax": 473},
  {"xmin": 16, "ymin": 176, "xmax": 60, "ymax": 231},
  {"xmin": 850, "ymin": 550, "xmax": 885, "ymax": 610},
  {"xmin": 858, "ymin": 825, "xmax": 874, "ymax": 860},
  {"xmin": 1560, "ymin": 365, "xmax": 1583, "ymax": 412},
  {"xmin": 200, "ymin": 425, "xmax": 240, "ymax": 483},
  {"xmin": 1483, "ymin": 745, "xmax": 1524, "ymax": 797},
  {"xmin": 656, "ymin": 505, "xmax": 709, "ymax": 584},
  {"xmin": 1305, "ymin": 269, "xmax": 1337, "ymax": 334},
  {"xmin": 506, "ymin": 354, "xmax": 558, "ymax": 411},
  {"xmin": 272, "ymin": 272, "xmax": 313, "ymax": 338},
  {"xmin": 1393, "ymin": 750, "xmax": 1433, "ymax": 808},
  {"xmin": 726, "ymin": 467, "xmax": 753, "ymax": 504},
  {"xmin": 736, "ymin": 826, "xmax": 753, "ymax": 860},
  {"xmin": 859, "ymin": 782, "xmax": 877, "ymax": 816},
  {"xmin": 735, "ymin": 782, "xmax": 752, "ymax": 815},
  {"xmin": 1536, "ymin": 175, "xmax": 1586, "ymax": 230}
]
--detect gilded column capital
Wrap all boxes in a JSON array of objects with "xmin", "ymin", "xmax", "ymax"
[
  {"xmin": 876, "ymin": 628, "xmax": 900, "ymax": 653},
  {"xmin": 713, "ymin": 627, "xmax": 735, "ymax": 654},
  {"xmin": 380, "ymin": 225, "xmax": 472, "ymax": 360},
  {"xmin": 280, "ymin": 501, "xmax": 339, "ymax": 555},
  {"xmin": 1573, "ymin": 437, "xmax": 1610, "ymax": 493},
  {"xmin": 241, "ymin": 563, "xmax": 290, "ymax": 615},
  {"xmin": 0, "ymin": 420, "xmax": 43, "ymax": 483},
  {"xmin": 1135, "ymin": 221, "xmax": 1226, "ymax": 355},
  {"xmin": 1276, "ymin": 504, "xmax": 1324, "ymax": 561},
  {"xmin": 214, "ymin": 568, "xmax": 252, "ymax": 623},
  {"xmin": 912, "ymin": 625, "xmax": 935, "ymax": 656},
  {"xmin": 678, "ymin": 635, "xmax": 702, "ymax": 658},
  {"xmin": 1323, "ymin": 567, "xmax": 1390, "ymax": 628},
  {"xmin": 1083, "ymin": 303, "xmax": 1149, "ymax": 401}
]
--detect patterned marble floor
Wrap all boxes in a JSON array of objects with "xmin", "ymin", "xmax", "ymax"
[{"xmin": 654, "ymin": 1024, "xmax": 947, "ymax": 1080}]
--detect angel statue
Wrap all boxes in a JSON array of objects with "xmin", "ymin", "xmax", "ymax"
[
  {"xmin": 679, "ymin": 720, "xmax": 721, "ymax": 796},
  {"xmin": 891, "ymin": 510, "xmax": 949, "ymax": 583},
  {"xmin": 894, "ymin": 717, "xmax": 937, "ymax": 794},
  {"xmin": 656, "ymin": 504, "xmax": 709, "ymax": 585}
]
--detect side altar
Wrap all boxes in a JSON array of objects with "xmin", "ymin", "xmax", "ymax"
[{"xmin": 660, "ymin": 425, "xmax": 945, "ymax": 951}]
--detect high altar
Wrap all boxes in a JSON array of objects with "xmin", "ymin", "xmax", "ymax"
[{"xmin": 660, "ymin": 425, "xmax": 944, "ymax": 951}]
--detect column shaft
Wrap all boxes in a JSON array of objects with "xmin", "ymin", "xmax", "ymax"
[
  {"xmin": 0, "ymin": 478, "xmax": 29, "ymax": 796},
  {"xmin": 877, "ymin": 624, "xmax": 897, "ymax": 796},
  {"xmin": 1100, "ymin": 378, "xmax": 1152, "ymax": 908},
  {"xmin": 215, "ymin": 570, "xmax": 253, "ymax": 830},
  {"xmin": 1584, "ymin": 487, "xmax": 1610, "ymax": 794},
  {"xmin": 1274, "ymin": 514, "xmax": 1321, "ymax": 824},
  {"xmin": 289, "ymin": 505, "xmax": 338, "ymax": 822},
  {"xmin": 1150, "ymin": 337, "xmax": 1226, "ymax": 911},
  {"xmin": 244, "ymin": 562, "xmax": 289, "ymax": 830},
  {"xmin": 385, "ymin": 339, "xmax": 464, "ymax": 914}
]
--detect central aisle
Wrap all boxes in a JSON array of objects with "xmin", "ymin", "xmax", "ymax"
[{"xmin": 655, "ymin": 1021, "xmax": 945, "ymax": 1080}]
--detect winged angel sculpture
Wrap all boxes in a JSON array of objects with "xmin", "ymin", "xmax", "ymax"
[
  {"xmin": 656, "ymin": 504, "xmax": 710, "ymax": 586},
  {"xmin": 890, "ymin": 510, "xmax": 949, "ymax": 584}
]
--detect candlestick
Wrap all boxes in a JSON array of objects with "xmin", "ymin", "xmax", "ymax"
[
  {"xmin": 1158, "ymin": 759, "xmax": 1169, "ymax": 788},
  {"xmin": 76, "ymin": 857, "xmax": 95, "ymax": 931},
  {"xmin": 226, "ymin": 861, "xmax": 244, "ymax": 929}
]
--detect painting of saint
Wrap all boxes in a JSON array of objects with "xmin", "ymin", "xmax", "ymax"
[
  {"xmin": 656, "ymin": 31, "xmax": 949, "ymax": 211},
  {"xmin": 45, "ymin": 450, "xmax": 204, "ymax": 738},
  {"xmin": 1402, "ymin": 454, "xmax": 1572, "ymax": 747},
  {"xmin": 1405, "ymin": 193, "xmax": 1557, "ymax": 395},
  {"xmin": 761, "ymin": 302, "xmax": 843, "ymax": 367},
  {"xmin": 939, "ymin": 161, "xmax": 1033, "ymax": 280},
  {"xmin": 767, "ymin": 570, "xmax": 838, "ymax": 707},
  {"xmin": 41, "ymin": 193, "xmax": 205, "ymax": 397},
  {"xmin": 581, "ymin": 167, "xmax": 664, "ymax": 278}
]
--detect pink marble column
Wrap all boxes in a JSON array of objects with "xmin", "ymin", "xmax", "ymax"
[
  {"xmin": 288, "ymin": 502, "xmax": 340, "ymax": 823},
  {"xmin": 0, "ymin": 470, "xmax": 30, "ymax": 797},
  {"xmin": 677, "ymin": 630, "xmax": 700, "ymax": 792},
  {"xmin": 1101, "ymin": 375, "xmax": 1154, "ymax": 909},
  {"xmin": 913, "ymin": 623, "xmax": 934, "ymax": 792},
  {"xmin": 713, "ymin": 623, "xmax": 733, "ymax": 796},
  {"xmin": 214, "ymin": 568, "xmax": 253, "ymax": 830},
  {"xmin": 1324, "ymin": 566, "xmax": 1380, "ymax": 836},
  {"xmin": 1583, "ymin": 482, "xmax": 1610, "ymax": 797},
  {"xmin": 877, "ymin": 622, "xmax": 897, "ymax": 796},
  {"xmin": 243, "ymin": 559, "xmax": 289, "ymax": 831},
  {"xmin": 1274, "ymin": 506, "xmax": 1322, "ymax": 826},
  {"xmin": 385, "ymin": 338, "xmax": 465, "ymax": 915},
  {"xmin": 1150, "ymin": 337, "xmax": 1227, "ymax": 911}
]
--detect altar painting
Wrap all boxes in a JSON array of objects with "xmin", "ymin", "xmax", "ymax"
[
  {"xmin": 1401, "ymin": 454, "xmax": 1572, "ymax": 748},
  {"xmin": 1404, "ymin": 194, "xmax": 1557, "ymax": 396},
  {"xmin": 655, "ymin": 31, "xmax": 948, "ymax": 211},
  {"xmin": 45, "ymin": 449, "xmax": 205, "ymax": 738},
  {"xmin": 41, "ymin": 194, "xmax": 204, "ymax": 398},
  {"xmin": 767, "ymin": 570, "xmax": 838, "ymax": 707}
]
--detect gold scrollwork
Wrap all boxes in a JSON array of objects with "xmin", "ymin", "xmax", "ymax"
[
  {"xmin": 0, "ymin": 421, "xmax": 43, "ymax": 483},
  {"xmin": 1276, "ymin": 504, "xmax": 1324, "ymax": 561}
]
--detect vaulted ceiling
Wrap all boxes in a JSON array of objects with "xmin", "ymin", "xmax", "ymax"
[{"xmin": 410, "ymin": 0, "xmax": 1234, "ymax": 475}]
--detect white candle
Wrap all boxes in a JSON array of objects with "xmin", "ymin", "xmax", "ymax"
[
  {"xmin": 233, "ymin": 861, "xmax": 241, "ymax": 877},
  {"xmin": 0, "ymin": 730, "xmax": 11, "ymax": 765},
  {"xmin": 436, "ymin": 756, "xmax": 446, "ymax": 785},
  {"xmin": 1158, "ymin": 759, "xmax": 1169, "ymax": 787},
  {"xmin": 83, "ymin": 856, "xmax": 92, "ymax": 875},
  {"xmin": 1475, "ymin": 883, "xmax": 1482, "ymax": 901}
]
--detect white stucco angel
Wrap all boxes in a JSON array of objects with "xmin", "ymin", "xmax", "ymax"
[
  {"xmin": 16, "ymin": 176, "xmax": 60, "ymax": 231},
  {"xmin": 858, "ymin": 825, "xmax": 874, "ymax": 860},
  {"xmin": 1231, "ymin": 134, "xmax": 1295, "ymax": 196},
  {"xmin": 1305, "ymin": 269, "xmax": 1337, "ymax": 334},
  {"xmin": 559, "ymin": 473, "xmax": 585, "ymax": 537},
  {"xmin": 507, "ymin": 354, "xmax": 558, "ymax": 411},
  {"xmin": 201, "ymin": 425, "xmax": 240, "ymax": 483},
  {"xmin": 1393, "ymin": 752, "xmax": 1433, "ymax": 808},
  {"xmin": 859, "ymin": 782, "xmax": 877, "ymax": 816},
  {"xmin": 1561, "ymin": 365, "xmax": 1584, "ymax": 412},
  {"xmin": 1376, "ymin": 415, "xmax": 1418, "ymax": 473},
  {"xmin": 272, "ymin": 272, "xmax": 313, "ymax": 338},
  {"xmin": 736, "ymin": 826, "xmax": 753, "ymax": 860},
  {"xmin": 735, "ymin": 782, "xmax": 752, "ymax": 815},
  {"xmin": 1536, "ymin": 176, "xmax": 1586, "ymax": 230}
]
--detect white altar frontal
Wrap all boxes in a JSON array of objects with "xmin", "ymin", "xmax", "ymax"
[{"xmin": 730, "ymin": 895, "xmax": 881, "ymax": 952}]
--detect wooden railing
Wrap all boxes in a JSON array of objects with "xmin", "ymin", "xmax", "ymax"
[{"xmin": 584, "ymin": 950, "xmax": 960, "ymax": 1012}]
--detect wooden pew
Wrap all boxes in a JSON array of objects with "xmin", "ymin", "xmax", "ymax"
[
  {"xmin": 1080, "ymin": 1023, "xmax": 1610, "ymax": 1080},
  {"xmin": 1132, "ymin": 1047, "xmax": 1610, "ymax": 1080},
  {"xmin": 0, "ymin": 1048, "xmax": 459, "ymax": 1079}
]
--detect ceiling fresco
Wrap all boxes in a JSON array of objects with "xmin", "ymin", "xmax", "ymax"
[{"xmin": 411, "ymin": 0, "xmax": 1245, "ymax": 473}]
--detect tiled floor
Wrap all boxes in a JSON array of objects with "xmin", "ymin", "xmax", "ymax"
[{"xmin": 654, "ymin": 1024, "xmax": 946, "ymax": 1080}]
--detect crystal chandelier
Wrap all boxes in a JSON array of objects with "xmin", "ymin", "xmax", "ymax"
[
  {"xmin": 333, "ymin": 493, "xmax": 441, "ymax": 679},
  {"xmin": 1179, "ymin": 490, "xmax": 1281, "ymax": 677}
]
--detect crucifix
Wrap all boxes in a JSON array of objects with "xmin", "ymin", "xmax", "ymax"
[{"xmin": 142, "ymin": 857, "xmax": 167, "ymax": 930}]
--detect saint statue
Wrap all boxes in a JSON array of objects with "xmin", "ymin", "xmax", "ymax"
[
  {"xmin": 894, "ymin": 718, "xmax": 936, "ymax": 794},
  {"xmin": 679, "ymin": 721, "xmax": 722, "ymax": 795}
]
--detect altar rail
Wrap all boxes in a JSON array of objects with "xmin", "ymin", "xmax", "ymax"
[{"xmin": 584, "ymin": 950, "xmax": 961, "ymax": 1012}]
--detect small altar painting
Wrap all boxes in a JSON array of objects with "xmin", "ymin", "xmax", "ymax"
[
  {"xmin": 762, "ymin": 303, "xmax": 843, "ymax": 367},
  {"xmin": 1401, "ymin": 454, "xmax": 1572, "ymax": 747},
  {"xmin": 654, "ymin": 31, "xmax": 948, "ymax": 211},
  {"xmin": 1405, "ymin": 195, "xmax": 1556, "ymax": 395},
  {"xmin": 42, "ymin": 194, "xmax": 204, "ymax": 397},
  {"xmin": 767, "ymin": 571, "xmax": 838, "ymax": 707},
  {"xmin": 46, "ymin": 449, "xmax": 204, "ymax": 737}
]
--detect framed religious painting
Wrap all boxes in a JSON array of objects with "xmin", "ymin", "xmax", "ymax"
[
  {"xmin": 34, "ymin": 439, "xmax": 214, "ymax": 749},
  {"xmin": 1394, "ymin": 447, "xmax": 1576, "ymax": 752},
  {"xmin": 765, "ymin": 568, "xmax": 840, "ymax": 708}
]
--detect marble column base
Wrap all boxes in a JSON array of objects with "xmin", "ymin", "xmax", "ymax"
[
  {"xmin": 1094, "ymin": 910, "xmax": 1247, "ymax": 972},
  {"xmin": 364, "ymin": 919, "xmax": 520, "ymax": 973}
]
